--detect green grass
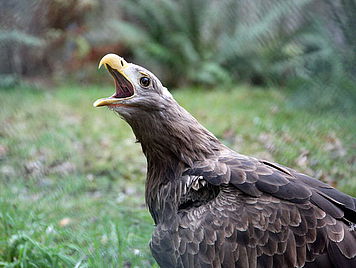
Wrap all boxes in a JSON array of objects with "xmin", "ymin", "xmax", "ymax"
[{"xmin": 0, "ymin": 84, "xmax": 355, "ymax": 267}]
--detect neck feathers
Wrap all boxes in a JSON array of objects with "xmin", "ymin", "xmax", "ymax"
[
  {"xmin": 123, "ymin": 98, "xmax": 221, "ymax": 223},
  {"xmin": 128, "ymin": 98, "xmax": 221, "ymax": 166}
]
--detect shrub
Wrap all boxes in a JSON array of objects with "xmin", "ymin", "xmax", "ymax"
[{"xmin": 114, "ymin": 0, "xmax": 312, "ymax": 87}]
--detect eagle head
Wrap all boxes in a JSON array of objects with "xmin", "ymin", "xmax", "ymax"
[{"xmin": 93, "ymin": 54, "xmax": 173, "ymax": 119}]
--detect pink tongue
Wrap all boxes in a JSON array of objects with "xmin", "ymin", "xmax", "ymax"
[{"xmin": 114, "ymin": 79, "xmax": 132, "ymax": 98}]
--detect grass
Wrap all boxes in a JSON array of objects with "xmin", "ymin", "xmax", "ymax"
[{"xmin": 0, "ymin": 84, "xmax": 355, "ymax": 267}]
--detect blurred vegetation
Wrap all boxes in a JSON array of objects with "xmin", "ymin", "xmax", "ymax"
[
  {"xmin": 1, "ymin": 85, "xmax": 355, "ymax": 266},
  {"xmin": 0, "ymin": 0, "xmax": 355, "ymax": 112}
]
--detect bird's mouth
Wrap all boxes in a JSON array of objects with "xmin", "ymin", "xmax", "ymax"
[
  {"xmin": 93, "ymin": 54, "xmax": 135, "ymax": 107},
  {"xmin": 107, "ymin": 65, "xmax": 135, "ymax": 99}
]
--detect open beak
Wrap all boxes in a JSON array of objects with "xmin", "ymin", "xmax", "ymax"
[{"xmin": 93, "ymin": 54, "xmax": 135, "ymax": 107}]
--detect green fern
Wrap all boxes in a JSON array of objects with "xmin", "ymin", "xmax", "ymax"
[
  {"xmin": 285, "ymin": 0, "xmax": 356, "ymax": 113},
  {"xmin": 116, "ymin": 0, "xmax": 313, "ymax": 86}
]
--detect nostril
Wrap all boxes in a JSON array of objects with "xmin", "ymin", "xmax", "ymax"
[{"xmin": 121, "ymin": 60, "xmax": 124, "ymax": 66}]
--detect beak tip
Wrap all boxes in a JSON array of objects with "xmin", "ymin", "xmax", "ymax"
[
  {"xmin": 98, "ymin": 53, "xmax": 127, "ymax": 71},
  {"xmin": 98, "ymin": 61, "xmax": 105, "ymax": 70},
  {"xmin": 93, "ymin": 99, "xmax": 102, "ymax": 107}
]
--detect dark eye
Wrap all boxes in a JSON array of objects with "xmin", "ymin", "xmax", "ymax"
[{"xmin": 140, "ymin": 77, "xmax": 150, "ymax": 87}]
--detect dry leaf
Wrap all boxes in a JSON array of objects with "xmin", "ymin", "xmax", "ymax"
[
  {"xmin": 0, "ymin": 145, "xmax": 8, "ymax": 159},
  {"xmin": 324, "ymin": 133, "xmax": 346, "ymax": 159},
  {"xmin": 296, "ymin": 149, "xmax": 309, "ymax": 168},
  {"xmin": 258, "ymin": 132, "xmax": 275, "ymax": 152},
  {"xmin": 59, "ymin": 217, "xmax": 71, "ymax": 227}
]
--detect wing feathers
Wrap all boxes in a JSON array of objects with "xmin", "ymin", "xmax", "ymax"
[
  {"xmin": 186, "ymin": 153, "xmax": 355, "ymax": 225},
  {"xmin": 152, "ymin": 152, "xmax": 356, "ymax": 267}
]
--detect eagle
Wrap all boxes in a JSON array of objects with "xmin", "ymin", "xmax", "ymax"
[{"xmin": 93, "ymin": 54, "xmax": 356, "ymax": 268}]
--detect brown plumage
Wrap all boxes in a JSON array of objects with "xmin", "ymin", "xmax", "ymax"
[{"xmin": 94, "ymin": 54, "xmax": 356, "ymax": 268}]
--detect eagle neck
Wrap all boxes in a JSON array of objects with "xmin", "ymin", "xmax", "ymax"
[
  {"xmin": 124, "ymin": 99, "xmax": 221, "ymax": 223},
  {"xmin": 128, "ymin": 99, "xmax": 221, "ymax": 166}
]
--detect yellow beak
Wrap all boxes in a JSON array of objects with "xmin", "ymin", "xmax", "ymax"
[
  {"xmin": 93, "ymin": 98, "xmax": 121, "ymax": 107},
  {"xmin": 98, "ymin": 53, "xmax": 129, "ymax": 71},
  {"xmin": 93, "ymin": 54, "xmax": 132, "ymax": 107}
]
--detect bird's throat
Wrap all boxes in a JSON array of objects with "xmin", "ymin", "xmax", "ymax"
[
  {"xmin": 124, "ymin": 102, "xmax": 222, "ymax": 223},
  {"xmin": 128, "ymin": 102, "xmax": 221, "ymax": 167}
]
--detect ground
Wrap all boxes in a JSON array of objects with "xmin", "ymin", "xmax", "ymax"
[{"xmin": 0, "ymin": 84, "xmax": 355, "ymax": 267}]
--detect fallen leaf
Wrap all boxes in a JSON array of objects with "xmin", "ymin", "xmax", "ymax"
[
  {"xmin": 25, "ymin": 160, "xmax": 44, "ymax": 176},
  {"xmin": 324, "ymin": 133, "xmax": 346, "ymax": 159},
  {"xmin": 295, "ymin": 149, "xmax": 309, "ymax": 168},
  {"xmin": 0, "ymin": 145, "xmax": 8, "ymax": 159},
  {"xmin": 258, "ymin": 132, "xmax": 275, "ymax": 152},
  {"xmin": 59, "ymin": 217, "xmax": 71, "ymax": 227},
  {"xmin": 51, "ymin": 161, "xmax": 76, "ymax": 175}
]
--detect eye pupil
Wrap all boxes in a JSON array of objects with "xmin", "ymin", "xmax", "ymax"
[{"xmin": 140, "ymin": 77, "xmax": 150, "ymax": 87}]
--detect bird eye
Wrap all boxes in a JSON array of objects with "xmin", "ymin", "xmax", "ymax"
[{"xmin": 140, "ymin": 77, "xmax": 150, "ymax": 87}]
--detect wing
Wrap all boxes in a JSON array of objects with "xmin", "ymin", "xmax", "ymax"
[
  {"xmin": 181, "ymin": 151, "xmax": 356, "ymax": 267},
  {"xmin": 152, "ymin": 184, "xmax": 356, "ymax": 267},
  {"xmin": 184, "ymin": 151, "xmax": 356, "ymax": 224}
]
